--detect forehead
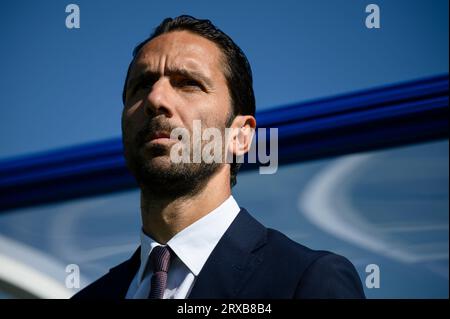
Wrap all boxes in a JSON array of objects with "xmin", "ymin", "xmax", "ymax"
[{"xmin": 131, "ymin": 31, "xmax": 225, "ymax": 77}]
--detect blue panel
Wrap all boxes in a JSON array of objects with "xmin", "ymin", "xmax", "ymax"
[{"xmin": 0, "ymin": 75, "xmax": 448, "ymax": 212}]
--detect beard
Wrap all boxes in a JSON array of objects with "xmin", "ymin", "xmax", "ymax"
[
  {"xmin": 123, "ymin": 118, "xmax": 224, "ymax": 199},
  {"xmin": 132, "ymin": 155, "xmax": 221, "ymax": 199}
]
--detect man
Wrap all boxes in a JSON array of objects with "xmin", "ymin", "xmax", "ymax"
[{"xmin": 73, "ymin": 15, "xmax": 365, "ymax": 299}]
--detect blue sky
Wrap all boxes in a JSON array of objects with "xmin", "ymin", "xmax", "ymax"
[{"xmin": 0, "ymin": 0, "xmax": 448, "ymax": 158}]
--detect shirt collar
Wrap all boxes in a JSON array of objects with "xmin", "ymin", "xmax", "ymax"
[{"xmin": 138, "ymin": 195, "xmax": 240, "ymax": 282}]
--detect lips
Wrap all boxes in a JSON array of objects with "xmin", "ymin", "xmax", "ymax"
[
  {"xmin": 152, "ymin": 131, "xmax": 170, "ymax": 139},
  {"xmin": 147, "ymin": 131, "xmax": 175, "ymax": 143}
]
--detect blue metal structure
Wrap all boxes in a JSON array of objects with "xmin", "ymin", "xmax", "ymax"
[{"xmin": 0, "ymin": 74, "xmax": 448, "ymax": 212}]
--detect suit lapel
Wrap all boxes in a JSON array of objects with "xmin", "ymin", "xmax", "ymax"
[
  {"xmin": 188, "ymin": 209, "xmax": 267, "ymax": 299},
  {"xmin": 107, "ymin": 246, "xmax": 141, "ymax": 298}
]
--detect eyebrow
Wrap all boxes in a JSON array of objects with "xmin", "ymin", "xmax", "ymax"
[{"xmin": 127, "ymin": 66, "xmax": 214, "ymax": 91}]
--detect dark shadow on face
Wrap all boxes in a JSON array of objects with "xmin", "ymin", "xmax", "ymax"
[{"xmin": 123, "ymin": 115, "xmax": 224, "ymax": 199}]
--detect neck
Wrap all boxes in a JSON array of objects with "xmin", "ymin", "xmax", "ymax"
[{"xmin": 140, "ymin": 165, "xmax": 231, "ymax": 244}]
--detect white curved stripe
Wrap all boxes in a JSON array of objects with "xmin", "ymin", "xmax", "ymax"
[
  {"xmin": 298, "ymin": 154, "xmax": 443, "ymax": 263},
  {"xmin": 0, "ymin": 254, "xmax": 71, "ymax": 298},
  {"xmin": 0, "ymin": 234, "xmax": 80, "ymax": 298}
]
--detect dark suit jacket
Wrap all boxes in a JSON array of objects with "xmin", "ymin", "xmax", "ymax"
[{"xmin": 72, "ymin": 208, "xmax": 365, "ymax": 299}]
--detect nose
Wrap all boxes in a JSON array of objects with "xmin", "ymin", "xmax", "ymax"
[{"xmin": 145, "ymin": 78, "xmax": 174, "ymax": 118}]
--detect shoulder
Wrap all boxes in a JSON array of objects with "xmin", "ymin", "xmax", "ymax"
[
  {"xmin": 71, "ymin": 248, "xmax": 141, "ymax": 299},
  {"xmin": 237, "ymin": 209, "xmax": 355, "ymax": 277},
  {"xmin": 264, "ymin": 228, "xmax": 366, "ymax": 298},
  {"xmin": 294, "ymin": 250, "xmax": 366, "ymax": 298},
  {"xmin": 264, "ymin": 228, "xmax": 329, "ymax": 267},
  {"xmin": 71, "ymin": 269, "xmax": 117, "ymax": 299}
]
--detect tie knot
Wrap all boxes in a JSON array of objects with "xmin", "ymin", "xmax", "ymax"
[{"xmin": 150, "ymin": 245, "xmax": 171, "ymax": 273}]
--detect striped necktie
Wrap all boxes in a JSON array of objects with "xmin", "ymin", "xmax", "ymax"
[{"xmin": 147, "ymin": 245, "xmax": 171, "ymax": 299}]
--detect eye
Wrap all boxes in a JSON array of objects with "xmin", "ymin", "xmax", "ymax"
[
  {"xmin": 130, "ymin": 75, "xmax": 158, "ymax": 95},
  {"xmin": 173, "ymin": 77, "xmax": 203, "ymax": 90},
  {"xmin": 136, "ymin": 80, "xmax": 155, "ymax": 91},
  {"xmin": 182, "ymin": 79, "xmax": 200, "ymax": 87}
]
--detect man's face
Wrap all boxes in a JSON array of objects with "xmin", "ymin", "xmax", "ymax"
[{"xmin": 122, "ymin": 31, "xmax": 233, "ymax": 196}]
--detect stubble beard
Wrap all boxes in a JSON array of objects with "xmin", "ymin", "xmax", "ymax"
[
  {"xmin": 124, "ymin": 120, "xmax": 224, "ymax": 200},
  {"xmin": 130, "ymin": 149, "xmax": 222, "ymax": 199}
]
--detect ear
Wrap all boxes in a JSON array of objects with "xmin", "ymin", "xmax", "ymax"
[{"xmin": 227, "ymin": 115, "xmax": 256, "ymax": 157}]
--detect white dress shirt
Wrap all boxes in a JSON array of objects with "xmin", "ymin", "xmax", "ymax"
[{"xmin": 125, "ymin": 195, "xmax": 241, "ymax": 299}]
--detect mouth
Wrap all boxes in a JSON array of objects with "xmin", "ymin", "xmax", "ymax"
[
  {"xmin": 145, "ymin": 131, "xmax": 177, "ymax": 145},
  {"xmin": 150, "ymin": 131, "xmax": 171, "ymax": 140}
]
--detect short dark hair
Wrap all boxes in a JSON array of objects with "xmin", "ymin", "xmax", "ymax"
[{"xmin": 122, "ymin": 15, "xmax": 256, "ymax": 187}]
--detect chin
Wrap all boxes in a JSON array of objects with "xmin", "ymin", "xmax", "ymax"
[{"xmin": 145, "ymin": 155, "xmax": 174, "ymax": 170}]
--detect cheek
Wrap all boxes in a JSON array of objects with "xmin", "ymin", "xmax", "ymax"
[
  {"xmin": 212, "ymin": 90, "xmax": 233, "ymax": 125},
  {"xmin": 206, "ymin": 103, "xmax": 231, "ymax": 129},
  {"xmin": 180, "ymin": 108, "xmax": 218, "ymax": 132},
  {"xmin": 122, "ymin": 103, "xmax": 146, "ymax": 138},
  {"xmin": 190, "ymin": 95, "xmax": 231, "ymax": 126}
]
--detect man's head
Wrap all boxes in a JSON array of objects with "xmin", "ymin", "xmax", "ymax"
[{"xmin": 121, "ymin": 15, "xmax": 256, "ymax": 197}]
